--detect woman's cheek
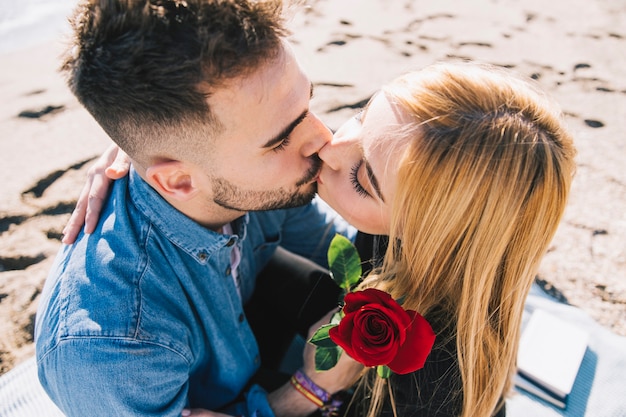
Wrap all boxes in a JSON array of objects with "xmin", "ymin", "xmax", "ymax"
[
  {"xmin": 324, "ymin": 180, "xmax": 359, "ymax": 221},
  {"xmin": 319, "ymin": 175, "xmax": 389, "ymax": 234}
]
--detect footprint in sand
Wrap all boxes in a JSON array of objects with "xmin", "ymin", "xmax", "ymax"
[
  {"xmin": 0, "ymin": 254, "xmax": 47, "ymax": 272},
  {"xmin": 0, "ymin": 158, "xmax": 94, "ymax": 271},
  {"xmin": 17, "ymin": 104, "xmax": 65, "ymax": 119},
  {"xmin": 584, "ymin": 119, "xmax": 605, "ymax": 128},
  {"xmin": 327, "ymin": 97, "xmax": 372, "ymax": 114}
]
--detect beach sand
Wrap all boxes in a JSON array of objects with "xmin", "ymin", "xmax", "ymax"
[{"xmin": 1, "ymin": 0, "xmax": 625, "ymax": 376}]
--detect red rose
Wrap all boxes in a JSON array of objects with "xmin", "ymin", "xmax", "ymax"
[{"xmin": 328, "ymin": 288, "xmax": 435, "ymax": 374}]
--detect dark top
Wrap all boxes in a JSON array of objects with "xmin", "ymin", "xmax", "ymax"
[
  {"xmin": 339, "ymin": 307, "xmax": 506, "ymax": 417},
  {"xmin": 342, "ymin": 233, "xmax": 507, "ymax": 417}
]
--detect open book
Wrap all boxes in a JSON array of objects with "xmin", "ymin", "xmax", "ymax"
[{"xmin": 515, "ymin": 308, "xmax": 589, "ymax": 408}]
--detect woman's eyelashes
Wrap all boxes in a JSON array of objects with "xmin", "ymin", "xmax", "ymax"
[{"xmin": 350, "ymin": 160, "xmax": 370, "ymax": 198}]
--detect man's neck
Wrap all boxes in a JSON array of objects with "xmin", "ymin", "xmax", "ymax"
[{"xmin": 170, "ymin": 198, "xmax": 244, "ymax": 233}]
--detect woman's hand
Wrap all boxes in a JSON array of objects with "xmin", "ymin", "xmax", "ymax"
[
  {"xmin": 62, "ymin": 144, "xmax": 130, "ymax": 244},
  {"xmin": 302, "ymin": 309, "xmax": 365, "ymax": 394},
  {"xmin": 267, "ymin": 310, "xmax": 365, "ymax": 417}
]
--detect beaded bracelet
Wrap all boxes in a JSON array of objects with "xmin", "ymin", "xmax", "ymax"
[{"xmin": 290, "ymin": 369, "xmax": 344, "ymax": 417}]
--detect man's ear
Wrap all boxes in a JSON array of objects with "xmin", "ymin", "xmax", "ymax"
[{"xmin": 145, "ymin": 161, "xmax": 199, "ymax": 202}]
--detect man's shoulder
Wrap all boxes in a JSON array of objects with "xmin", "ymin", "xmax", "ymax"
[
  {"xmin": 35, "ymin": 240, "xmax": 143, "ymax": 338},
  {"xmin": 35, "ymin": 238, "xmax": 192, "ymax": 364},
  {"xmin": 35, "ymin": 208, "xmax": 155, "ymax": 345}
]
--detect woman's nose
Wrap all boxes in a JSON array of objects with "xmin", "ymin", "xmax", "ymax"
[{"xmin": 318, "ymin": 130, "xmax": 355, "ymax": 170}]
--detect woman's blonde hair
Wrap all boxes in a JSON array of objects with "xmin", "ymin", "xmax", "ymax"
[{"xmin": 358, "ymin": 62, "xmax": 576, "ymax": 416}]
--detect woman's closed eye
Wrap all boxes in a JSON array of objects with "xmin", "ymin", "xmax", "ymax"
[{"xmin": 350, "ymin": 160, "xmax": 370, "ymax": 198}]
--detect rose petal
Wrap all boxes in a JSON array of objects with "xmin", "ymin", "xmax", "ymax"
[
  {"xmin": 351, "ymin": 310, "xmax": 398, "ymax": 365},
  {"xmin": 329, "ymin": 313, "xmax": 359, "ymax": 359},
  {"xmin": 387, "ymin": 310, "xmax": 436, "ymax": 374},
  {"xmin": 358, "ymin": 305, "xmax": 409, "ymax": 346},
  {"xmin": 342, "ymin": 288, "xmax": 401, "ymax": 313}
]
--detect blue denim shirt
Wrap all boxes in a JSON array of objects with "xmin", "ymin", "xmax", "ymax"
[{"xmin": 35, "ymin": 168, "xmax": 354, "ymax": 417}]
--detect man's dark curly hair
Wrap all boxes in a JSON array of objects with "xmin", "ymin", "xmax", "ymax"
[{"xmin": 62, "ymin": 0, "xmax": 288, "ymax": 163}]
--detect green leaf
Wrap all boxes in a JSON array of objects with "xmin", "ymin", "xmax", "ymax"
[
  {"xmin": 377, "ymin": 365, "xmax": 392, "ymax": 379},
  {"xmin": 330, "ymin": 310, "xmax": 343, "ymax": 325},
  {"xmin": 308, "ymin": 324, "xmax": 338, "ymax": 348},
  {"xmin": 315, "ymin": 346, "xmax": 342, "ymax": 371},
  {"xmin": 327, "ymin": 234, "xmax": 362, "ymax": 292}
]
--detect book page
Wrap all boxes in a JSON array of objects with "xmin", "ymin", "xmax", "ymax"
[{"xmin": 517, "ymin": 308, "xmax": 589, "ymax": 399}]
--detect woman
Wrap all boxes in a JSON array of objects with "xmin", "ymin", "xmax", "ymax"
[
  {"xmin": 64, "ymin": 61, "xmax": 576, "ymax": 417},
  {"xmin": 316, "ymin": 61, "xmax": 575, "ymax": 417}
]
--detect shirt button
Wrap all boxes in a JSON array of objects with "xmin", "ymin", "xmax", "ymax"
[
  {"xmin": 198, "ymin": 252, "xmax": 207, "ymax": 261},
  {"xmin": 225, "ymin": 266, "xmax": 231, "ymax": 276},
  {"xmin": 238, "ymin": 313, "xmax": 245, "ymax": 323},
  {"xmin": 225, "ymin": 237, "xmax": 236, "ymax": 247}
]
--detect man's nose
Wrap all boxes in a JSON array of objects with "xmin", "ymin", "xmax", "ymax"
[{"xmin": 300, "ymin": 112, "xmax": 333, "ymax": 158}]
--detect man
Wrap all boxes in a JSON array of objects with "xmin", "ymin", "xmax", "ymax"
[{"xmin": 34, "ymin": 1, "xmax": 360, "ymax": 416}]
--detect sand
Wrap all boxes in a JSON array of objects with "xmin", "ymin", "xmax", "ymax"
[{"xmin": 1, "ymin": 0, "xmax": 625, "ymax": 376}]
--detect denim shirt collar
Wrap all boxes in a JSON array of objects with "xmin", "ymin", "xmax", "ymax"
[{"xmin": 128, "ymin": 167, "xmax": 248, "ymax": 265}]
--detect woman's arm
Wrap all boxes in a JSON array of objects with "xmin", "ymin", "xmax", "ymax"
[{"xmin": 268, "ymin": 320, "xmax": 363, "ymax": 416}]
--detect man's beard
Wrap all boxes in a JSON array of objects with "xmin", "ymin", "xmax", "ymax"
[{"xmin": 211, "ymin": 156, "xmax": 321, "ymax": 212}]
